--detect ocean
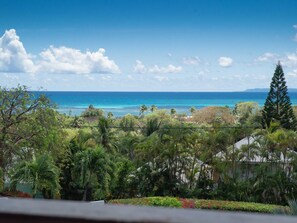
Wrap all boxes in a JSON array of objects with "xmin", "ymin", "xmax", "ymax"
[{"xmin": 32, "ymin": 91, "xmax": 297, "ymax": 117}]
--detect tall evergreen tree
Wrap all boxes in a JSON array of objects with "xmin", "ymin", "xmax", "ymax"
[{"xmin": 262, "ymin": 62, "xmax": 297, "ymax": 130}]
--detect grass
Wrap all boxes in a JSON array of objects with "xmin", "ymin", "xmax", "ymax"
[{"xmin": 109, "ymin": 197, "xmax": 286, "ymax": 213}]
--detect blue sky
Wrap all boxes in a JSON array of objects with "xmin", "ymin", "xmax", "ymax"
[{"xmin": 1, "ymin": 0, "xmax": 297, "ymax": 91}]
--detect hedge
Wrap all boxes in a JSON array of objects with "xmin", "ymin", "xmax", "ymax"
[{"xmin": 109, "ymin": 197, "xmax": 285, "ymax": 213}]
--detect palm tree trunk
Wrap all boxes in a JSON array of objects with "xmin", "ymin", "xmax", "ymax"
[
  {"xmin": 82, "ymin": 188, "xmax": 87, "ymax": 201},
  {"xmin": 82, "ymin": 182, "xmax": 89, "ymax": 201}
]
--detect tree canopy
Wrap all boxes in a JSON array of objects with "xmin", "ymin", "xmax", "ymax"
[
  {"xmin": 262, "ymin": 63, "xmax": 297, "ymax": 130},
  {"xmin": 0, "ymin": 86, "xmax": 63, "ymax": 174}
]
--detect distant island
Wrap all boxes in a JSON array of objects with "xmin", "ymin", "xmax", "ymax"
[{"xmin": 244, "ymin": 88, "xmax": 297, "ymax": 92}]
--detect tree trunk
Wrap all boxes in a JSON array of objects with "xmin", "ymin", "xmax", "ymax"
[
  {"xmin": 0, "ymin": 131, "xmax": 7, "ymax": 184},
  {"xmin": 82, "ymin": 182, "xmax": 89, "ymax": 201},
  {"xmin": 82, "ymin": 188, "xmax": 87, "ymax": 201}
]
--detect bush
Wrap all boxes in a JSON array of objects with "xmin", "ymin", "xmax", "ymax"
[
  {"xmin": 81, "ymin": 105, "xmax": 104, "ymax": 117},
  {"xmin": 147, "ymin": 197, "xmax": 182, "ymax": 208},
  {"xmin": 195, "ymin": 199, "xmax": 280, "ymax": 213},
  {"xmin": 109, "ymin": 197, "xmax": 283, "ymax": 213},
  {"xmin": 110, "ymin": 197, "xmax": 181, "ymax": 208}
]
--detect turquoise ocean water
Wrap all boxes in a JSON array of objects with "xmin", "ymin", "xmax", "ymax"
[{"xmin": 32, "ymin": 92, "xmax": 297, "ymax": 117}]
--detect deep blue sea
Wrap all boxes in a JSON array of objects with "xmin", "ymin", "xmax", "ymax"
[{"xmin": 32, "ymin": 92, "xmax": 297, "ymax": 117}]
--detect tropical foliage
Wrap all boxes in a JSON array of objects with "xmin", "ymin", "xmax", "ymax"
[
  {"xmin": 10, "ymin": 153, "xmax": 60, "ymax": 198},
  {"xmin": 2, "ymin": 85, "xmax": 297, "ymax": 208}
]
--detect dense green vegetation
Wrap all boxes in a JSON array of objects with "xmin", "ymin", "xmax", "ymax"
[
  {"xmin": 1, "ymin": 65, "xmax": 297, "ymax": 209},
  {"xmin": 0, "ymin": 89, "xmax": 296, "ymax": 205},
  {"xmin": 110, "ymin": 197, "xmax": 284, "ymax": 213}
]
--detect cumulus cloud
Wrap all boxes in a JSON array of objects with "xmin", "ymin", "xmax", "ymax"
[
  {"xmin": 256, "ymin": 51, "xmax": 297, "ymax": 67},
  {"xmin": 218, "ymin": 57, "xmax": 233, "ymax": 67},
  {"xmin": 256, "ymin": 52, "xmax": 277, "ymax": 62},
  {"xmin": 0, "ymin": 29, "xmax": 35, "ymax": 73},
  {"xmin": 133, "ymin": 60, "xmax": 182, "ymax": 74},
  {"xmin": 37, "ymin": 46, "xmax": 120, "ymax": 74},
  {"xmin": 133, "ymin": 60, "xmax": 146, "ymax": 74},
  {"xmin": 281, "ymin": 52, "xmax": 297, "ymax": 67},
  {"xmin": 0, "ymin": 29, "xmax": 120, "ymax": 74},
  {"xmin": 183, "ymin": 56, "xmax": 201, "ymax": 65},
  {"xmin": 294, "ymin": 24, "xmax": 297, "ymax": 29}
]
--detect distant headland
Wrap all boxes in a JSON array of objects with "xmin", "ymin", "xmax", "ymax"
[{"xmin": 244, "ymin": 88, "xmax": 297, "ymax": 92}]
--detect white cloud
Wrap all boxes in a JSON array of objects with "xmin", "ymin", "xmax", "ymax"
[
  {"xmin": 197, "ymin": 68, "xmax": 210, "ymax": 76},
  {"xmin": 183, "ymin": 56, "xmax": 201, "ymax": 65},
  {"xmin": 256, "ymin": 51, "xmax": 297, "ymax": 67},
  {"xmin": 218, "ymin": 57, "xmax": 233, "ymax": 67},
  {"xmin": 101, "ymin": 75, "xmax": 112, "ymax": 81},
  {"xmin": 0, "ymin": 29, "xmax": 35, "ymax": 73},
  {"xmin": 293, "ymin": 24, "xmax": 297, "ymax": 29},
  {"xmin": 281, "ymin": 52, "xmax": 297, "ymax": 67},
  {"xmin": 148, "ymin": 64, "xmax": 182, "ymax": 74},
  {"xmin": 37, "ymin": 46, "xmax": 120, "ymax": 74},
  {"xmin": 133, "ymin": 60, "xmax": 182, "ymax": 74},
  {"xmin": 286, "ymin": 53, "xmax": 297, "ymax": 63},
  {"xmin": 2, "ymin": 73, "xmax": 20, "ymax": 80},
  {"xmin": 154, "ymin": 75, "xmax": 169, "ymax": 81},
  {"xmin": 0, "ymin": 29, "xmax": 120, "ymax": 74},
  {"xmin": 133, "ymin": 60, "xmax": 146, "ymax": 74},
  {"xmin": 256, "ymin": 52, "xmax": 277, "ymax": 62}
]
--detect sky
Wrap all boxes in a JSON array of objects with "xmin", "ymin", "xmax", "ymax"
[{"xmin": 0, "ymin": 0, "xmax": 297, "ymax": 91}]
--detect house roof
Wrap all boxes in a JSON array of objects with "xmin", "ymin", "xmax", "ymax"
[{"xmin": 216, "ymin": 136, "xmax": 296, "ymax": 163}]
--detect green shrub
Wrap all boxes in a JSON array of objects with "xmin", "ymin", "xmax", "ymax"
[
  {"xmin": 81, "ymin": 105, "xmax": 104, "ymax": 117},
  {"xmin": 195, "ymin": 199, "xmax": 281, "ymax": 213},
  {"xmin": 147, "ymin": 197, "xmax": 181, "ymax": 208},
  {"xmin": 109, "ymin": 197, "xmax": 283, "ymax": 213},
  {"xmin": 110, "ymin": 197, "xmax": 181, "ymax": 208}
]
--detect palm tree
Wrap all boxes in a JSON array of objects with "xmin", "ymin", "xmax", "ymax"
[
  {"xmin": 107, "ymin": 112, "xmax": 114, "ymax": 119},
  {"xmin": 139, "ymin": 105, "xmax": 148, "ymax": 116},
  {"xmin": 73, "ymin": 146, "xmax": 109, "ymax": 201},
  {"xmin": 117, "ymin": 131, "xmax": 142, "ymax": 159},
  {"xmin": 71, "ymin": 115, "xmax": 84, "ymax": 128},
  {"xmin": 11, "ymin": 154, "xmax": 60, "ymax": 198},
  {"xmin": 170, "ymin": 108, "xmax": 176, "ymax": 116},
  {"xmin": 156, "ymin": 123, "xmax": 194, "ymax": 194},
  {"xmin": 145, "ymin": 118, "xmax": 162, "ymax": 136},
  {"xmin": 119, "ymin": 114, "xmax": 138, "ymax": 132},
  {"xmin": 97, "ymin": 116, "xmax": 117, "ymax": 151},
  {"xmin": 189, "ymin": 107, "xmax": 196, "ymax": 114},
  {"xmin": 150, "ymin": 105, "xmax": 157, "ymax": 113}
]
